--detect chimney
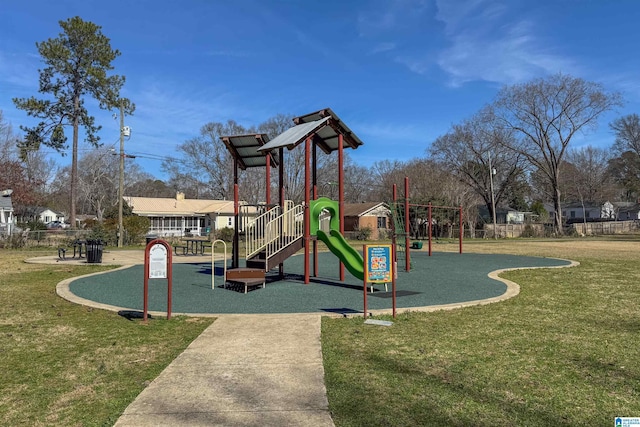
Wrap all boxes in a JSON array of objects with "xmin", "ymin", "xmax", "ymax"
[{"xmin": 176, "ymin": 192, "xmax": 185, "ymax": 201}]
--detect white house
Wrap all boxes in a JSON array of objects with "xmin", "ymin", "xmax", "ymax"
[
  {"xmin": 125, "ymin": 192, "xmax": 249, "ymax": 237},
  {"xmin": 0, "ymin": 189, "xmax": 15, "ymax": 235},
  {"xmin": 17, "ymin": 207, "xmax": 65, "ymax": 224},
  {"xmin": 563, "ymin": 201, "xmax": 615, "ymax": 221}
]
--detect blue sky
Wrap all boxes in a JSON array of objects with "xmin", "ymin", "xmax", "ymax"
[{"xmin": 1, "ymin": 0, "xmax": 639, "ymax": 179}]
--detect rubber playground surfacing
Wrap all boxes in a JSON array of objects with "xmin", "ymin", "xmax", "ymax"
[{"xmin": 67, "ymin": 251, "xmax": 571, "ymax": 315}]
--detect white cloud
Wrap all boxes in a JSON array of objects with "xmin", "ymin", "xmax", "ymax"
[
  {"xmin": 0, "ymin": 50, "xmax": 40, "ymax": 90},
  {"xmin": 433, "ymin": 0, "xmax": 578, "ymax": 86},
  {"xmin": 370, "ymin": 42, "xmax": 397, "ymax": 54}
]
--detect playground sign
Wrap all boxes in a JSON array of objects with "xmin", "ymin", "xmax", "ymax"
[
  {"xmin": 363, "ymin": 244, "xmax": 396, "ymax": 319},
  {"xmin": 143, "ymin": 239, "xmax": 173, "ymax": 321},
  {"xmin": 149, "ymin": 243, "xmax": 168, "ymax": 278},
  {"xmin": 365, "ymin": 245, "xmax": 392, "ymax": 282}
]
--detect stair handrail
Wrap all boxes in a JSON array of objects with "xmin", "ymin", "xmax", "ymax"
[
  {"xmin": 245, "ymin": 205, "xmax": 282, "ymax": 259},
  {"xmin": 263, "ymin": 204, "xmax": 304, "ymax": 261}
]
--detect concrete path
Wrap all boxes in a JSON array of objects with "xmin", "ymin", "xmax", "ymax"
[
  {"xmin": 114, "ymin": 314, "xmax": 334, "ymax": 427},
  {"xmin": 27, "ymin": 251, "xmax": 335, "ymax": 426}
]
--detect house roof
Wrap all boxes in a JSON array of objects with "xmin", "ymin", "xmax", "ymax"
[
  {"xmin": 342, "ymin": 202, "xmax": 389, "ymax": 217},
  {"xmin": 125, "ymin": 196, "xmax": 237, "ymax": 216},
  {"xmin": 0, "ymin": 195, "xmax": 12, "ymax": 210},
  {"xmin": 617, "ymin": 203, "xmax": 640, "ymax": 213}
]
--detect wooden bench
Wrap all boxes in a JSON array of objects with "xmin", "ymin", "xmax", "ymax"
[
  {"xmin": 225, "ymin": 268, "xmax": 266, "ymax": 294},
  {"xmin": 174, "ymin": 245, "xmax": 188, "ymax": 255}
]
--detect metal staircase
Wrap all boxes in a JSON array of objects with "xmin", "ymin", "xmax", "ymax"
[{"xmin": 244, "ymin": 202, "xmax": 305, "ymax": 271}]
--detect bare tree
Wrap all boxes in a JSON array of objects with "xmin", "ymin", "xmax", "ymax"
[
  {"xmin": 0, "ymin": 112, "xmax": 47, "ymax": 210},
  {"xmin": 162, "ymin": 120, "xmax": 249, "ymax": 200},
  {"xmin": 491, "ymin": 74, "xmax": 622, "ymax": 234},
  {"xmin": 77, "ymin": 149, "xmax": 118, "ymax": 221},
  {"xmin": 565, "ymin": 146, "xmax": 615, "ymax": 203},
  {"xmin": 611, "ymin": 113, "xmax": 640, "ymax": 156},
  {"xmin": 430, "ymin": 113, "xmax": 527, "ymax": 220},
  {"xmin": 370, "ymin": 159, "xmax": 409, "ymax": 202},
  {"xmin": 607, "ymin": 151, "xmax": 640, "ymax": 201}
]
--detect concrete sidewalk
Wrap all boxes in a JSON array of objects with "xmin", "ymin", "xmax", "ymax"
[
  {"xmin": 27, "ymin": 251, "xmax": 335, "ymax": 426},
  {"xmin": 114, "ymin": 314, "xmax": 335, "ymax": 427}
]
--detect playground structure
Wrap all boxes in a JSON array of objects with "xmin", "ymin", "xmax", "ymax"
[
  {"xmin": 390, "ymin": 177, "xmax": 463, "ymax": 272},
  {"xmin": 219, "ymin": 110, "xmax": 465, "ymax": 288},
  {"xmin": 220, "ymin": 108, "xmax": 365, "ymax": 287}
]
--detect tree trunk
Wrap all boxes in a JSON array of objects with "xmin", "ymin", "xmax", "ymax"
[
  {"xmin": 70, "ymin": 94, "xmax": 79, "ymax": 229},
  {"xmin": 553, "ymin": 187, "xmax": 563, "ymax": 235}
]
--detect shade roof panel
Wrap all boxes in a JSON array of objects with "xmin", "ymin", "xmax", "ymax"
[
  {"xmin": 220, "ymin": 134, "xmax": 279, "ymax": 170},
  {"xmin": 258, "ymin": 108, "xmax": 364, "ymax": 154}
]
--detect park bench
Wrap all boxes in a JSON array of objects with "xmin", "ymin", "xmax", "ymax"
[{"xmin": 225, "ymin": 268, "xmax": 266, "ymax": 294}]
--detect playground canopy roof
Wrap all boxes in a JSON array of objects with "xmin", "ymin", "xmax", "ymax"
[
  {"xmin": 220, "ymin": 133, "xmax": 279, "ymax": 170},
  {"xmin": 258, "ymin": 108, "xmax": 363, "ymax": 154}
]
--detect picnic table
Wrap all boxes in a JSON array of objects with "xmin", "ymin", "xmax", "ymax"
[
  {"xmin": 174, "ymin": 237, "xmax": 211, "ymax": 255},
  {"xmin": 58, "ymin": 239, "xmax": 86, "ymax": 260}
]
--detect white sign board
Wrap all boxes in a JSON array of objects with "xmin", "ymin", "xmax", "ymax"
[{"xmin": 149, "ymin": 244, "xmax": 168, "ymax": 279}]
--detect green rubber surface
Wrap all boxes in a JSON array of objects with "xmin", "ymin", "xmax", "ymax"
[{"xmin": 67, "ymin": 251, "xmax": 571, "ymax": 315}]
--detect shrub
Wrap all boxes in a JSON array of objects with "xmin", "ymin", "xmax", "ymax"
[
  {"xmin": 521, "ymin": 224, "xmax": 537, "ymax": 238},
  {"xmin": 124, "ymin": 216, "xmax": 150, "ymax": 244},
  {"xmin": 214, "ymin": 227, "xmax": 234, "ymax": 242},
  {"xmin": 353, "ymin": 226, "xmax": 372, "ymax": 240}
]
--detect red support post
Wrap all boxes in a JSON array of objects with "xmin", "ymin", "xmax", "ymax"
[
  {"xmin": 304, "ymin": 136, "xmax": 311, "ymax": 284},
  {"xmin": 265, "ymin": 152, "xmax": 271, "ymax": 207},
  {"xmin": 279, "ymin": 147, "xmax": 285, "ymax": 278},
  {"xmin": 392, "ymin": 184, "xmax": 397, "ymax": 263},
  {"xmin": 459, "ymin": 205, "xmax": 463, "ymax": 254},
  {"xmin": 428, "ymin": 203, "xmax": 433, "ymax": 257},
  {"xmin": 404, "ymin": 177, "xmax": 410, "ymax": 272},
  {"xmin": 313, "ymin": 182, "xmax": 318, "ymax": 277},
  {"xmin": 338, "ymin": 134, "xmax": 345, "ymax": 281}
]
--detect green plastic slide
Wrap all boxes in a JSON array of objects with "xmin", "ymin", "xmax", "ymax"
[{"xmin": 316, "ymin": 229, "xmax": 364, "ymax": 280}]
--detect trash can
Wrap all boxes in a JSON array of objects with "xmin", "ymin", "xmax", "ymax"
[
  {"xmin": 86, "ymin": 239, "xmax": 104, "ymax": 264},
  {"xmin": 146, "ymin": 234, "xmax": 158, "ymax": 244}
]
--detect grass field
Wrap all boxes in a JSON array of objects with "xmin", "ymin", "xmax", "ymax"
[
  {"xmin": 2, "ymin": 238, "xmax": 639, "ymax": 426},
  {"xmin": 322, "ymin": 237, "xmax": 640, "ymax": 426},
  {"xmin": 0, "ymin": 249, "xmax": 214, "ymax": 426}
]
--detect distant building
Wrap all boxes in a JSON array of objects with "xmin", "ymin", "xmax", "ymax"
[
  {"xmin": 17, "ymin": 206, "xmax": 65, "ymax": 224},
  {"xmin": 124, "ymin": 192, "xmax": 241, "ymax": 237},
  {"xmin": 0, "ymin": 189, "xmax": 15, "ymax": 235},
  {"xmin": 342, "ymin": 202, "xmax": 390, "ymax": 240}
]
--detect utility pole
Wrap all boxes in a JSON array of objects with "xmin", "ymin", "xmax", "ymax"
[
  {"xmin": 488, "ymin": 152, "xmax": 497, "ymax": 239},
  {"xmin": 118, "ymin": 103, "xmax": 125, "ymax": 248}
]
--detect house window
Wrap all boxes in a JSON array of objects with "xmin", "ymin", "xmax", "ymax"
[
  {"xmin": 570, "ymin": 211, "xmax": 576, "ymax": 219},
  {"xmin": 377, "ymin": 216, "xmax": 386, "ymax": 229},
  {"xmin": 586, "ymin": 211, "xmax": 590, "ymax": 218}
]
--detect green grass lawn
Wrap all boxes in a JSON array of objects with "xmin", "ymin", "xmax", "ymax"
[
  {"xmin": 3, "ymin": 238, "xmax": 640, "ymax": 426},
  {"xmin": 322, "ymin": 238, "xmax": 640, "ymax": 426},
  {"xmin": 0, "ymin": 249, "xmax": 214, "ymax": 426}
]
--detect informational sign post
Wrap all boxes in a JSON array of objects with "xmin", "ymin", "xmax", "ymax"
[
  {"xmin": 363, "ymin": 244, "xmax": 396, "ymax": 319},
  {"xmin": 143, "ymin": 239, "xmax": 173, "ymax": 321},
  {"xmin": 149, "ymin": 244, "xmax": 168, "ymax": 279}
]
